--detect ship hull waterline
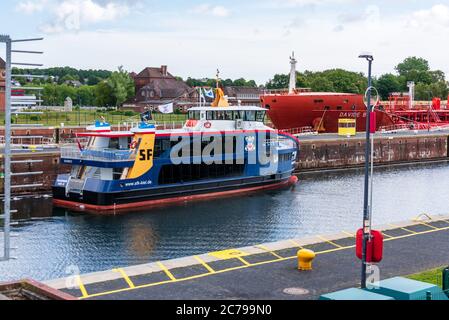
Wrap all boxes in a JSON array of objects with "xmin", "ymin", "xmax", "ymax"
[{"xmin": 53, "ymin": 175, "xmax": 299, "ymax": 215}]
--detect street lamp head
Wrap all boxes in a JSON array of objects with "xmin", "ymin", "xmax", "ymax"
[{"xmin": 358, "ymin": 52, "xmax": 374, "ymax": 61}]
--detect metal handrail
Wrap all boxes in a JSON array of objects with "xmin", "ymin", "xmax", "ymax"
[{"xmin": 60, "ymin": 146, "xmax": 135, "ymax": 162}]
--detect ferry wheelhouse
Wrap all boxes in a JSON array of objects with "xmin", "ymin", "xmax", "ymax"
[{"xmin": 52, "ymin": 92, "xmax": 300, "ymax": 214}]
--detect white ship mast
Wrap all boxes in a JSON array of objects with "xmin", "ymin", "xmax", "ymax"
[{"xmin": 289, "ymin": 52, "xmax": 297, "ymax": 94}]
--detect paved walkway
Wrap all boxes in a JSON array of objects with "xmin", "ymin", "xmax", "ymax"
[{"xmin": 47, "ymin": 215, "xmax": 449, "ymax": 300}]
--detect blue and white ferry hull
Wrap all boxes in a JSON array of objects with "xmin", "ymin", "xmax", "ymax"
[{"xmin": 53, "ymin": 107, "xmax": 300, "ymax": 214}]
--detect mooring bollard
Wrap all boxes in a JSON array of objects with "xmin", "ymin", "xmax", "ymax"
[{"xmin": 297, "ymin": 249, "xmax": 316, "ymax": 271}]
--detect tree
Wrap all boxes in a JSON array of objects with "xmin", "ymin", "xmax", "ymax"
[
  {"xmin": 106, "ymin": 66, "xmax": 135, "ymax": 107},
  {"xmin": 396, "ymin": 57, "xmax": 430, "ymax": 76},
  {"xmin": 266, "ymin": 74, "xmax": 289, "ymax": 89},
  {"xmin": 395, "ymin": 57, "xmax": 433, "ymax": 84},
  {"xmin": 375, "ymin": 74, "xmax": 402, "ymax": 99},
  {"xmin": 76, "ymin": 86, "xmax": 95, "ymax": 106},
  {"xmin": 414, "ymin": 82, "xmax": 449, "ymax": 100},
  {"xmin": 95, "ymin": 81, "xmax": 114, "ymax": 108},
  {"xmin": 308, "ymin": 76, "xmax": 334, "ymax": 92}
]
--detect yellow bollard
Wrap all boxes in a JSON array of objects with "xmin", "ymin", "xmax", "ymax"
[{"xmin": 297, "ymin": 249, "xmax": 316, "ymax": 271}]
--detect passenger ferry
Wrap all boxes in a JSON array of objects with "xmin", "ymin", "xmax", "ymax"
[{"xmin": 52, "ymin": 89, "xmax": 300, "ymax": 214}]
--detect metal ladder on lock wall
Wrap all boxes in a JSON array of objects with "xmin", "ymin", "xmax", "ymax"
[{"xmin": 1, "ymin": 35, "xmax": 44, "ymax": 261}]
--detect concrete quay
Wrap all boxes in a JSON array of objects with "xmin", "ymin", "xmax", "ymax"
[{"xmin": 45, "ymin": 214, "xmax": 449, "ymax": 300}]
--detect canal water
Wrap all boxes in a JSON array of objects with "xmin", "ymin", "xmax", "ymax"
[{"xmin": 1, "ymin": 162, "xmax": 449, "ymax": 282}]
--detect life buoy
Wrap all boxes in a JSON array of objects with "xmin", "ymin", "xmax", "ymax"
[
  {"xmin": 130, "ymin": 141, "xmax": 138, "ymax": 149},
  {"xmin": 204, "ymin": 121, "xmax": 212, "ymax": 129}
]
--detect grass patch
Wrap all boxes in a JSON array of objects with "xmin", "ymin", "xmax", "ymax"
[{"xmin": 407, "ymin": 267, "xmax": 445, "ymax": 287}]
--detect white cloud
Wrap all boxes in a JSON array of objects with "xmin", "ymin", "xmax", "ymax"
[
  {"xmin": 273, "ymin": 0, "xmax": 354, "ymax": 8},
  {"xmin": 407, "ymin": 4, "xmax": 449, "ymax": 29},
  {"xmin": 16, "ymin": 0, "xmax": 48, "ymax": 14},
  {"xmin": 191, "ymin": 4, "xmax": 230, "ymax": 17},
  {"xmin": 19, "ymin": 0, "xmax": 133, "ymax": 33}
]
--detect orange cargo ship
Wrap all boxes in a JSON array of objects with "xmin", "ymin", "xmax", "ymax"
[
  {"xmin": 261, "ymin": 54, "xmax": 449, "ymax": 134},
  {"xmin": 260, "ymin": 90, "xmax": 394, "ymax": 133}
]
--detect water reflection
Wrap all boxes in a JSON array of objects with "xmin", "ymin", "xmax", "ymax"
[{"xmin": 1, "ymin": 161, "xmax": 449, "ymax": 282}]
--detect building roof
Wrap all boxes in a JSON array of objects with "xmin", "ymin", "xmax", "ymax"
[
  {"xmin": 136, "ymin": 66, "xmax": 172, "ymax": 79},
  {"xmin": 0, "ymin": 57, "xmax": 5, "ymax": 69},
  {"xmin": 224, "ymin": 86, "xmax": 263, "ymax": 96}
]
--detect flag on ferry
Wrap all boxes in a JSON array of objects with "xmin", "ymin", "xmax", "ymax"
[
  {"xmin": 203, "ymin": 88, "xmax": 215, "ymax": 99},
  {"xmin": 199, "ymin": 88, "xmax": 206, "ymax": 104},
  {"xmin": 158, "ymin": 103, "xmax": 174, "ymax": 114}
]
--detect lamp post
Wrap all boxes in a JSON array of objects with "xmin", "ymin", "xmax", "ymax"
[{"xmin": 359, "ymin": 53, "xmax": 374, "ymax": 289}]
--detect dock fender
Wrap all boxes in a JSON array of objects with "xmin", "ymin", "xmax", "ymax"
[{"xmin": 288, "ymin": 175, "xmax": 299, "ymax": 187}]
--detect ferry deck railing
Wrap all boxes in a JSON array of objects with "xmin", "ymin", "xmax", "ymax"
[
  {"xmin": 279, "ymin": 126, "xmax": 318, "ymax": 136},
  {"xmin": 60, "ymin": 146, "xmax": 135, "ymax": 162}
]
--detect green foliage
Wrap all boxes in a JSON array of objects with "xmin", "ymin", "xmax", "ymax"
[
  {"xmin": 266, "ymin": 74, "xmax": 289, "ymax": 90},
  {"xmin": 266, "ymin": 69, "xmax": 366, "ymax": 94},
  {"xmin": 396, "ymin": 57, "xmax": 430, "ymax": 77},
  {"xmin": 107, "ymin": 66, "xmax": 135, "ymax": 107},
  {"xmin": 95, "ymin": 81, "xmax": 114, "ymax": 108},
  {"xmin": 266, "ymin": 57, "xmax": 449, "ymax": 100},
  {"xmin": 374, "ymin": 74, "xmax": 403, "ymax": 99},
  {"xmin": 41, "ymin": 84, "xmax": 96, "ymax": 106},
  {"xmin": 12, "ymin": 66, "xmax": 112, "ymax": 86},
  {"xmin": 186, "ymin": 77, "xmax": 257, "ymax": 88},
  {"xmin": 407, "ymin": 267, "xmax": 445, "ymax": 287}
]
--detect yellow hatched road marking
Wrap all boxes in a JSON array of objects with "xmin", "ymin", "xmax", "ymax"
[
  {"xmin": 384, "ymin": 225, "xmax": 449, "ymax": 242},
  {"xmin": 256, "ymin": 245, "xmax": 283, "ymax": 259},
  {"xmin": 382, "ymin": 232, "xmax": 393, "ymax": 238},
  {"xmin": 315, "ymin": 245, "xmax": 356, "ymax": 255},
  {"xmin": 194, "ymin": 256, "xmax": 215, "ymax": 274},
  {"xmin": 388, "ymin": 223, "xmax": 417, "ymax": 234},
  {"xmin": 77, "ymin": 225, "xmax": 449, "ymax": 300},
  {"xmin": 342, "ymin": 231, "xmax": 356, "ymax": 238},
  {"xmin": 418, "ymin": 222, "xmax": 439, "ymax": 230},
  {"xmin": 157, "ymin": 262, "xmax": 176, "ymax": 281},
  {"xmin": 76, "ymin": 275, "xmax": 89, "ymax": 298},
  {"xmin": 209, "ymin": 249, "xmax": 247, "ymax": 260},
  {"xmin": 317, "ymin": 235, "xmax": 342, "ymax": 248},
  {"xmin": 289, "ymin": 239, "xmax": 303, "ymax": 249},
  {"xmin": 236, "ymin": 256, "xmax": 251, "ymax": 266},
  {"xmin": 113, "ymin": 268, "xmax": 135, "ymax": 289}
]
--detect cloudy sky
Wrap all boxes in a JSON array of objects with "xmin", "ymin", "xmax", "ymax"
[{"xmin": 1, "ymin": 0, "xmax": 449, "ymax": 84}]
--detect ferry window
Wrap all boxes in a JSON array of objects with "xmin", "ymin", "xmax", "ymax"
[
  {"xmin": 256, "ymin": 111, "xmax": 266, "ymax": 122},
  {"xmin": 108, "ymin": 138, "xmax": 119, "ymax": 150},
  {"xmin": 154, "ymin": 138, "xmax": 172, "ymax": 157},
  {"xmin": 224, "ymin": 111, "xmax": 233, "ymax": 120},
  {"xmin": 113, "ymin": 168, "xmax": 124, "ymax": 180},
  {"xmin": 189, "ymin": 111, "xmax": 200, "ymax": 120},
  {"xmin": 158, "ymin": 163, "xmax": 245, "ymax": 185},
  {"xmin": 206, "ymin": 111, "xmax": 214, "ymax": 120},
  {"xmin": 216, "ymin": 111, "xmax": 225, "ymax": 120},
  {"xmin": 337, "ymin": 106, "xmax": 343, "ymax": 110},
  {"xmin": 234, "ymin": 110, "xmax": 245, "ymax": 120},
  {"xmin": 314, "ymin": 99, "xmax": 324, "ymax": 103},
  {"xmin": 245, "ymin": 111, "xmax": 256, "ymax": 121},
  {"xmin": 324, "ymin": 106, "xmax": 330, "ymax": 110}
]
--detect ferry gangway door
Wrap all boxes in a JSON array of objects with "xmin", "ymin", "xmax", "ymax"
[
  {"xmin": 338, "ymin": 118, "xmax": 356, "ymax": 137},
  {"xmin": 356, "ymin": 229, "xmax": 384, "ymax": 263}
]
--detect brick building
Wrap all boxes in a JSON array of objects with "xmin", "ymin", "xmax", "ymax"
[
  {"xmin": 223, "ymin": 86, "xmax": 264, "ymax": 106},
  {"xmin": 123, "ymin": 65, "xmax": 198, "ymax": 113},
  {"xmin": 0, "ymin": 57, "xmax": 5, "ymax": 112}
]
